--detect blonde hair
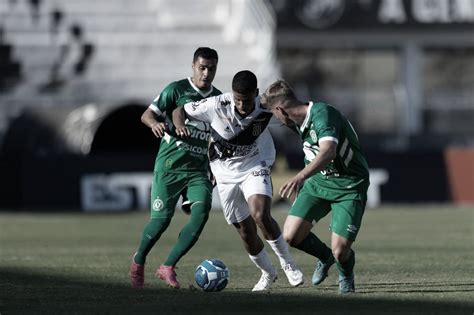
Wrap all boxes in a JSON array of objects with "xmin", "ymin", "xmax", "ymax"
[{"xmin": 262, "ymin": 80, "xmax": 296, "ymax": 109}]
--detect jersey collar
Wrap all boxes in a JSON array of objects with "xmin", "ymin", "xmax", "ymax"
[
  {"xmin": 299, "ymin": 101, "xmax": 313, "ymax": 132},
  {"xmin": 187, "ymin": 77, "xmax": 214, "ymax": 98}
]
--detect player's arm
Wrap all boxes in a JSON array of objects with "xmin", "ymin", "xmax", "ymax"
[
  {"xmin": 141, "ymin": 107, "xmax": 167, "ymax": 138},
  {"xmin": 279, "ymin": 140, "xmax": 337, "ymax": 199},
  {"xmin": 172, "ymin": 97, "xmax": 217, "ymax": 137},
  {"xmin": 172, "ymin": 106, "xmax": 190, "ymax": 137}
]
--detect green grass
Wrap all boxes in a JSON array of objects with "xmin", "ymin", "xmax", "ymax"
[{"xmin": 1, "ymin": 205, "xmax": 473, "ymax": 314}]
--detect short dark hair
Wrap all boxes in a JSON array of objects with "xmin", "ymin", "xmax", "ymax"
[
  {"xmin": 193, "ymin": 47, "xmax": 218, "ymax": 63},
  {"xmin": 232, "ymin": 70, "xmax": 257, "ymax": 94}
]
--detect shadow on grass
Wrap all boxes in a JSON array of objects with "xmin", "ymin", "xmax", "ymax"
[{"xmin": 0, "ymin": 267, "xmax": 472, "ymax": 314}]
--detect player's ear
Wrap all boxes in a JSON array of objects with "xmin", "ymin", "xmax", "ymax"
[{"xmin": 255, "ymin": 88, "xmax": 259, "ymax": 97}]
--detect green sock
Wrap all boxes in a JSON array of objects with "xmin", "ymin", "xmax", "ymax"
[
  {"xmin": 164, "ymin": 201, "xmax": 210, "ymax": 266},
  {"xmin": 134, "ymin": 217, "xmax": 172, "ymax": 265},
  {"xmin": 336, "ymin": 250, "xmax": 355, "ymax": 277},
  {"xmin": 294, "ymin": 232, "xmax": 332, "ymax": 261}
]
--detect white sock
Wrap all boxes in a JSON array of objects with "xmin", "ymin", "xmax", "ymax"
[
  {"xmin": 249, "ymin": 248, "xmax": 275, "ymax": 275},
  {"xmin": 267, "ymin": 234, "xmax": 293, "ymax": 267}
]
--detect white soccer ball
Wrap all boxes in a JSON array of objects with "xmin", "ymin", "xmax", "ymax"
[{"xmin": 194, "ymin": 259, "xmax": 229, "ymax": 292}]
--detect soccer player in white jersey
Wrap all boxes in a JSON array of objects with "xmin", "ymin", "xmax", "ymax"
[{"xmin": 173, "ymin": 70, "xmax": 303, "ymax": 291}]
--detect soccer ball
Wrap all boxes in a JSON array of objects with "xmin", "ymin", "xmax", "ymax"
[{"xmin": 194, "ymin": 259, "xmax": 229, "ymax": 292}]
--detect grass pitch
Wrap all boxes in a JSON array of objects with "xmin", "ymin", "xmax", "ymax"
[{"xmin": 0, "ymin": 205, "xmax": 473, "ymax": 314}]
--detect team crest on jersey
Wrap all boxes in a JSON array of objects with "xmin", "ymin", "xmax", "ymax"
[
  {"xmin": 252, "ymin": 124, "xmax": 262, "ymax": 136},
  {"xmin": 152, "ymin": 198, "xmax": 164, "ymax": 211},
  {"xmin": 310, "ymin": 130, "xmax": 318, "ymax": 142}
]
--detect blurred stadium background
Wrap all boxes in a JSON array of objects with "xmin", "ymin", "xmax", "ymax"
[{"xmin": 0, "ymin": 0, "xmax": 473, "ymax": 211}]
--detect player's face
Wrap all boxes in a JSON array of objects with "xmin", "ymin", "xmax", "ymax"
[
  {"xmin": 271, "ymin": 102, "xmax": 293, "ymax": 126},
  {"xmin": 233, "ymin": 91, "xmax": 257, "ymax": 116},
  {"xmin": 192, "ymin": 57, "xmax": 218, "ymax": 90}
]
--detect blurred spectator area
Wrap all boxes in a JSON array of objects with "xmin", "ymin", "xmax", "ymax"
[
  {"xmin": 1, "ymin": 0, "xmax": 473, "ymax": 153},
  {"xmin": 0, "ymin": 0, "xmax": 279, "ymax": 147},
  {"xmin": 271, "ymin": 0, "xmax": 474, "ymax": 152},
  {"xmin": 277, "ymin": 47, "xmax": 474, "ymax": 151}
]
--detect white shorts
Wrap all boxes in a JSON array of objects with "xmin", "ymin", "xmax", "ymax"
[{"xmin": 216, "ymin": 168, "xmax": 273, "ymax": 224}]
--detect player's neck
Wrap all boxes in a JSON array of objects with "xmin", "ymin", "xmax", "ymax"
[
  {"xmin": 190, "ymin": 78, "xmax": 211, "ymax": 92},
  {"xmin": 292, "ymin": 105, "xmax": 308, "ymax": 126},
  {"xmin": 236, "ymin": 107, "xmax": 254, "ymax": 118}
]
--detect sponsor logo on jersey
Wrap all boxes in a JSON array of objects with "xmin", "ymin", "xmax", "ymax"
[
  {"xmin": 252, "ymin": 169, "xmax": 270, "ymax": 177},
  {"xmin": 188, "ymin": 129, "xmax": 210, "ymax": 141},
  {"xmin": 152, "ymin": 198, "xmax": 164, "ymax": 211},
  {"xmin": 177, "ymin": 142, "xmax": 208, "ymax": 155},
  {"xmin": 220, "ymin": 100, "xmax": 231, "ymax": 106},
  {"xmin": 321, "ymin": 168, "xmax": 340, "ymax": 177},
  {"xmin": 310, "ymin": 130, "xmax": 318, "ymax": 142}
]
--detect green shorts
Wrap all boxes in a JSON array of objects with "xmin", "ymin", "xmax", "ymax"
[
  {"xmin": 150, "ymin": 171, "xmax": 212, "ymax": 219},
  {"xmin": 289, "ymin": 179, "xmax": 367, "ymax": 241}
]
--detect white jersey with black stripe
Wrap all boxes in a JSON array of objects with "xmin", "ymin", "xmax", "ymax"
[{"xmin": 183, "ymin": 92, "xmax": 275, "ymax": 183}]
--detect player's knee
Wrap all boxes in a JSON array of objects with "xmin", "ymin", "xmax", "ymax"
[
  {"xmin": 250, "ymin": 211, "xmax": 270, "ymax": 227},
  {"xmin": 283, "ymin": 230, "xmax": 299, "ymax": 247},
  {"xmin": 332, "ymin": 246, "xmax": 351, "ymax": 263},
  {"xmin": 190, "ymin": 201, "xmax": 211, "ymax": 215}
]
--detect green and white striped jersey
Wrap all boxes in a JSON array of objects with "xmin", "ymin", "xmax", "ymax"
[
  {"xmin": 149, "ymin": 77, "xmax": 222, "ymax": 173},
  {"xmin": 298, "ymin": 101, "xmax": 369, "ymax": 192}
]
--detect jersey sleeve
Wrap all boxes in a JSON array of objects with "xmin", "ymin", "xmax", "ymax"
[
  {"xmin": 149, "ymin": 82, "xmax": 179, "ymax": 116},
  {"xmin": 312, "ymin": 104, "xmax": 340, "ymax": 144},
  {"xmin": 183, "ymin": 96, "xmax": 217, "ymax": 123}
]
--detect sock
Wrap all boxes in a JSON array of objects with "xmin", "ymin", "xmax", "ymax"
[
  {"xmin": 134, "ymin": 217, "xmax": 172, "ymax": 265},
  {"xmin": 266, "ymin": 234, "xmax": 294, "ymax": 267},
  {"xmin": 293, "ymin": 232, "xmax": 332, "ymax": 262},
  {"xmin": 164, "ymin": 201, "xmax": 210, "ymax": 266},
  {"xmin": 249, "ymin": 248, "xmax": 275, "ymax": 275},
  {"xmin": 336, "ymin": 250, "xmax": 355, "ymax": 277}
]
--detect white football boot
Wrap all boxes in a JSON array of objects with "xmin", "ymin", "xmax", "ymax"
[
  {"xmin": 282, "ymin": 261, "xmax": 304, "ymax": 287},
  {"xmin": 252, "ymin": 267, "xmax": 278, "ymax": 292}
]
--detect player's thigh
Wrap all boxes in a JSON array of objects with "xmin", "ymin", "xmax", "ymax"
[
  {"xmin": 330, "ymin": 192, "xmax": 367, "ymax": 242},
  {"xmin": 289, "ymin": 183, "xmax": 332, "ymax": 224},
  {"xmin": 186, "ymin": 173, "xmax": 213, "ymax": 208},
  {"xmin": 150, "ymin": 172, "xmax": 184, "ymax": 219},
  {"xmin": 217, "ymin": 181, "xmax": 250, "ymax": 224},
  {"xmin": 241, "ymin": 169, "xmax": 273, "ymax": 205}
]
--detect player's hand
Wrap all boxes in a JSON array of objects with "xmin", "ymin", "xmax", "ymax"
[
  {"xmin": 175, "ymin": 126, "xmax": 191, "ymax": 138},
  {"xmin": 279, "ymin": 173, "xmax": 305, "ymax": 199},
  {"xmin": 151, "ymin": 122, "xmax": 167, "ymax": 138}
]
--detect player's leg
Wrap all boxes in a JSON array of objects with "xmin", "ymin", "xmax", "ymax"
[
  {"xmin": 331, "ymin": 233, "xmax": 355, "ymax": 294},
  {"xmin": 130, "ymin": 172, "xmax": 180, "ymax": 288},
  {"xmin": 158, "ymin": 174, "xmax": 213, "ymax": 288},
  {"xmin": 233, "ymin": 216, "xmax": 278, "ymax": 292},
  {"xmin": 217, "ymin": 181, "xmax": 276, "ymax": 291},
  {"xmin": 243, "ymin": 173, "xmax": 303, "ymax": 287},
  {"xmin": 283, "ymin": 183, "xmax": 335, "ymax": 286},
  {"xmin": 330, "ymin": 193, "xmax": 367, "ymax": 294}
]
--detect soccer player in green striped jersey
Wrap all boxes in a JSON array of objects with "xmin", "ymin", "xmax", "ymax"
[
  {"xmin": 129, "ymin": 47, "xmax": 222, "ymax": 289},
  {"xmin": 262, "ymin": 80, "xmax": 370, "ymax": 294}
]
